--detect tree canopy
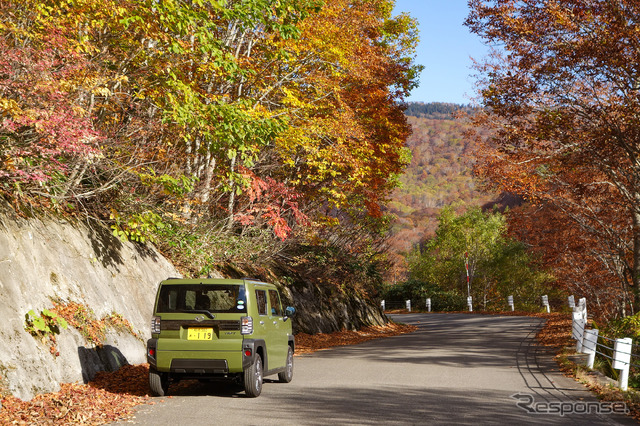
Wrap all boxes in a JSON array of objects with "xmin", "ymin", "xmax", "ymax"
[
  {"xmin": 466, "ymin": 0, "xmax": 640, "ymax": 318},
  {"xmin": 407, "ymin": 207, "xmax": 551, "ymax": 310},
  {"xmin": 0, "ymin": 0, "xmax": 422, "ymax": 289}
]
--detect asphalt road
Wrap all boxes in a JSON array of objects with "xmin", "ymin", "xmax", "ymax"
[{"xmin": 116, "ymin": 313, "xmax": 638, "ymax": 425}]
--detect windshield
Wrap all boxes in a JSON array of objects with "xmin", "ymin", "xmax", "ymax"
[{"xmin": 157, "ymin": 284, "xmax": 247, "ymax": 314}]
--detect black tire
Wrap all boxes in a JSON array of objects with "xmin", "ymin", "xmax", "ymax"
[
  {"xmin": 244, "ymin": 355, "xmax": 263, "ymax": 397},
  {"xmin": 149, "ymin": 368, "xmax": 169, "ymax": 397},
  {"xmin": 278, "ymin": 346, "xmax": 294, "ymax": 383}
]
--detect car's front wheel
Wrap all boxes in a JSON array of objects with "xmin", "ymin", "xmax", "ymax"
[
  {"xmin": 149, "ymin": 368, "xmax": 169, "ymax": 397},
  {"xmin": 278, "ymin": 346, "xmax": 294, "ymax": 383},
  {"xmin": 244, "ymin": 355, "xmax": 263, "ymax": 397}
]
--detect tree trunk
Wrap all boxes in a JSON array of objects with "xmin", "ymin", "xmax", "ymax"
[
  {"xmin": 225, "ymin": 154, "xmax": 237, "ymax": 232},
  {"xmin": 632, "ymin": 209, "xmax": 640, "ymax": 311},
  {"xmin": 200, "ymin": 152, "xmax": 215, "ymax": 204}
]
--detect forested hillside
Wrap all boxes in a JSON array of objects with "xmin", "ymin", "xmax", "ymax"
[{"xmin": 385, "ymin": 105, "xmax": 494, "ymax": 272}]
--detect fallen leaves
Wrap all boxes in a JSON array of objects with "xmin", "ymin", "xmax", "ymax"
[
  {"xmin": 0, "ymin": 380, "xmax": 148, "ymax": 425},
  {"xmin": 294, "ymin": 322, "xmax": 418, "ymax": 355},
  {"xmin": 0, "ymin": 322, "xmax": 416, "ymax": 424},
  {"xmin": 90, "ymin": 364, "xmax": 152, "ymax": 396},
  {"xmin": 532, "ymin": 312, "xmax": 573, "ymax": 351}
]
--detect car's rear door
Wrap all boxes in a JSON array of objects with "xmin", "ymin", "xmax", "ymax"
[{"xmin": 266, "ymin": 289, "xmax": 288, "ymax": 369}]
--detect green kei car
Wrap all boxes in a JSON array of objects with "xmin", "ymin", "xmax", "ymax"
[{"xmin": 147, "ymin": 278, "xmax": 295, "ymax": 397}]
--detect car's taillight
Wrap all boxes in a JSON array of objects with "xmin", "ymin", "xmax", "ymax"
[
  {"xmin": 151, "ymin": 316, "xmax": 161, "ymax": 334},
  {"xmin": 241, "ymin": 316, "xmax": 253, "ymax": 335}
]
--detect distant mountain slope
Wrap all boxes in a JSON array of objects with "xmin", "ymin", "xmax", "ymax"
[
  {"xmin": 386, "ymin": 104, "xmax": 494, "ymax": 258},
  {"xmin": 404, "ymin": 102, "xmax": 476, "ymax": 120}
]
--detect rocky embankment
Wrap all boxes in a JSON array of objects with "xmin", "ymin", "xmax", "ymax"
[{"xmin": 0, "ymin": 203, "xmax": 386, "ymax": 400}]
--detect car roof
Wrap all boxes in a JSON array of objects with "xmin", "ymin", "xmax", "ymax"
[{"xmin": 159, "ymin": 278, "xmax": 272, "ymax": 287}]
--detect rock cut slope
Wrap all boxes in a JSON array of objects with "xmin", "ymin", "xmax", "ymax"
[{"xmin": 0, "ymin": 202, "xmax": 178, "ymax": 400}]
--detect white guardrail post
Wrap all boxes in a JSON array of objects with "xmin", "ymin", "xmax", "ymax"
[
  {"xmin": 571, "ymin": 297, "xmax": 588, "ymax": 352},
  {"xmin": 578, "ymin": 297, "xmax": 587, "ymax": 313},
  {"xmin": 426, "ymin": 298, "xmax": 431, "ymax": 312},
  {"xmin": 582, "ymin": 329, "xmax": 599, "ymax": 369},
  {"xmin": 542, "ymin": 294, "xmax": 550, "ymax": 313},
  {"xmin": 613, "ymin": 337, "xmax": 632, "ymax": 391},
  {"xmin": 406, "ymin": 299, "xmax": 411, "ymax": 312},
  {"xmin": 572, "ymin": 309, "xmax": 586, "ymax": 352}
]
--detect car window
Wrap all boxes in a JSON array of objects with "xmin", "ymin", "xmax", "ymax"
[
  {"xmin": 157, "ymin": 284, "xmax": 247, "ymax": 313},
  {"xmin": 255, "ymin": 290, "xmax": 267, "ymax": 316},
  {"xmin": 268, "ymin": 290, "xmax": 283, "ymax": 317}
]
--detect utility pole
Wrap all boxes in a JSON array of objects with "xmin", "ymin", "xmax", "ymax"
[
  {"xmin": 465, "ymin": 252, "xmax": 472, "ymax": 311},
  {"xmin": 465, "ymin": 251, "xmax": 470, "ymax": 300}
]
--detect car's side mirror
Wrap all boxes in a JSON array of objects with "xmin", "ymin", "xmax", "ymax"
[{"xmin": 284, "ymin": 306, "xmax": 296, "ymax": 320}]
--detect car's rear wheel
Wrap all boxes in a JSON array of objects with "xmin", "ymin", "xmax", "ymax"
[
  {"xmin": 149, "ymin": 368, "xmax": 169, "ymax": 396},
  {"xmin": 278, "ymin": 346, "xmax": 294, "ymax": 383},
  {"xmin": 244, "ymin": 355, "xmax": 263, "ymax": 397}
]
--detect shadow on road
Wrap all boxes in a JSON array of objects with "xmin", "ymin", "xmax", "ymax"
[
  {"xmin": 309, "ymin": 313, "xmax": 545, "ymax": 368},
  {"xmin": 262, "ymin": 385, "xmax": 608, "ymax": 425}
]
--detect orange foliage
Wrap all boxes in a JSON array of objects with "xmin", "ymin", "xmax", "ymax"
[{"xmin": 466, "ymin": 0, "xmax": 640, "ymax": 318}]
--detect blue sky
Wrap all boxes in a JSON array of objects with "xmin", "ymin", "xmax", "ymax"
[{"xmin": 392, "ymin": 0, "xmax": 489, "ymax": 104}]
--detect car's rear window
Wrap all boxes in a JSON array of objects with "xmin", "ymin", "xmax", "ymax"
[{"xmin": 157, "ymin": 284, "xmax": 247, "ymax": 314}]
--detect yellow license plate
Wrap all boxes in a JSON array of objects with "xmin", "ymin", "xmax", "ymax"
[{"xmin": 187, "ymin": 328, "xmax": 213, "ymax": 340}]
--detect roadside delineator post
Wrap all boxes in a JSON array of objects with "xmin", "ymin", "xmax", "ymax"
[
  {"xmin": 582, "ymin": 329, "xmax": 599, "ymax": 369},
  {"xmin": 507, "ymin": 295, "xmax": 514, "ymax": 312},
  {"xmin": 578, "ymin": 297, "xmax": 587, "ymax": 313},
  {"xmin": 573, "ymin": 314, "xmax": 585, "ymax": 352},
  {"xmin": 541, "ymin": 295, "xmax": 550, "ymax": 313},
  {"xmin": 406, "ymin": 299, "xmax": 411, "ymax": 312},
  {"xmin": 613, "ymin": 337, "xmax": 632, "ymax": 391},
  {"xmin": 426, "ymin": 298, "xmax": 431, "ymax": 313},
  {"xmin": 572, "ymin": 298, "xmax": 587, "ymax": 352},
  {"xmin": 381, "ymin": 300, "xmax": 385, "ymax": 311},
  {"xmin": 568, "ymin": 295, "xmax": 575, "ymax": 309},
  {"xmin": 467, "ymin": 296, "xmax": 473, "ymax": 312}
]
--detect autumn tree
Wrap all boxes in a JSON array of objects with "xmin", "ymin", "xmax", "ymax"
[
  {"xmin": 407, "ymin": 207, "xmax": 551, "ymax": 310},
  {"xmin": 466, "ymin": 0, "xmax": 640, "ymax": 316},
  {"xmin": 0, "ymin": 0, "xmax": 421, "ymax": 287}
]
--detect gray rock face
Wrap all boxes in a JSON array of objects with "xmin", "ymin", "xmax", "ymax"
[
  {"xmin": 284, "ymin": 282, "xmax": 387, "ymax": 335},
  {"xmin": 0, "ymin": 203, "xmax": 386, "ymax": 401},
  {"xmin": 0, "ymin": 204, "xmax": 179, "ymax": 400}
]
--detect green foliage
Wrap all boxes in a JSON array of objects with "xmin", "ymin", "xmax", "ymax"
[
  {"xmin": 382, "ymin": 279, "xmax": 466, "ymax": 311},
  {"xmin": 138, "ymin": 171, "xmax": 198, "ymax": 197},
  {"xmin": 153, "ymin": 218, "xmax": 282, "ymax": 277},
  {"xmin": 24, "ymin": 309, "xmax": 68, "ymax": 338},
  {"xmin": 406, "ymin": 207, "xmax": 553, "ymax": 310},
  {"xmin": 601, "ymin": 313, "xmax": 640, "ymax": 341},
  {"xmin": 599, "ymin": 314, "xmax": 640, "ymax": 387},
  {"xmin": 110, "ymin": 210, "xmax": 165, "ymax": 243}
]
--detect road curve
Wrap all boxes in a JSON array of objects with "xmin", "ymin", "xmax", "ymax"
[{"xmin": 115, "ymin": 313, "xmax": 637, "ymax": 425}]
